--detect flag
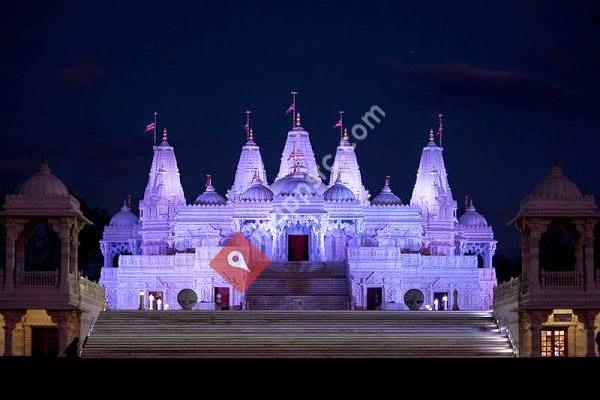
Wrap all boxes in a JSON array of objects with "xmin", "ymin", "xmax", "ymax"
[
  {"xmin": 145, "ymin": 122, "xmax": 156, "ymax": 132},
  {"xmin": 286, "ymin": 103, "xmax": 295, "ymax": 114},
  {"xmin": 333, "ymin": 119, "xmax": 343, "ymax": 129}
]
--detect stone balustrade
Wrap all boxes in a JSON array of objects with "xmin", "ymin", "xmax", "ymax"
[
  {"xmin": 541, "ymin": 271, "xmax": 583, "ymax": 289},
  {"xmin": 494, "ymin": 277, "xmax": 521, "ymax": 304},
  {"xmin": 15, "ymin": 270, "xmax": 59, "ymax": 288},
  {"xmin": 79, "ymin": 277, "xmax": 105, "ymax": 303},
  {"xmin": 347, "ymin": 247, "xmax": 477, "ymax": 268}
]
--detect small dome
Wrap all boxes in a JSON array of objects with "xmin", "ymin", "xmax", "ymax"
[
  {"xmin": 241, "ymin": 175, "xmax": 274, "ymax": 202},
  {"xmin": 459, "ymin": 201, "xmax": 488, "ymax": 227},
  {"xmin": 528, "ymin": 165, "xmax": 583, "ymax": 201},
  {"xmin": 273, "ymin": 171, "xmax": 321, "ymax": 198},
  {"xmin": 110, "ymin": 202, "xmax": 139, "ymax": 228},
  {"xmin": 371, "ymin": 176, "xmax": 402, "ymax": 206},
  {"xmin": 19, "ymin": 158, "xmax": 69, "ymax": 197},
  {"xmin": 195, "ymin": 174, "xmax": 227, "ymax": 205},
  {"xmin": 323, "ymin": 175, "xmax": 356, "ymax": 202}
]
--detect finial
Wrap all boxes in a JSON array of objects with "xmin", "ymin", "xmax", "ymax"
[
  {"xmin": 385, "ymin": 175, "xmax": 391, "ymax": 187},
  {"xmin": 205, "ymin": 174, "xmax": 213, "ymax": 189},
  {"xmin": 162, "ymin": 128, "xmax": 168, "ymax": 142},
  {"xmin": 295, "ymin": 112, "xmax": 301, "ymax": 127},
  {"xmin": 342, "ymin": 127, "xmax": 349, "ymax": 141},
  {"xmin": 429, "ymin": 128, "xmax": 435, "ymax": 143},
  {"xmin": 552, "ymin": 152, "xmax": 559, "ymax": 168},
  {"xmin": 39, "ymin": 152, "xmax": 50, "ymax": 173},
  {"xmin": 125, "ymin": 194, "xmax": 132, "ymax": 209},
  {"xmin": 437, "ymin": 113, "xmax": 444, "ymax": 146}
]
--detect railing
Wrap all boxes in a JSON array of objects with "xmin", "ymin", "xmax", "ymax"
[
  {"xmin": 16, "ymin": 271, "xmax": 59, "ymax": 288},
  {"xmin": 493, "ymin": 277, "xmax": 521, "ymax": 303},
  {"xmin": 79, "ymin": 276, "xmax": 105, "ymax": 303},
  {"xmin": 541, "ymin": 271, "xmax": 583, "ymax": 289},
  {"xmin": 494, "ymin": 314, "xmax": 520, "ymax": 357}
]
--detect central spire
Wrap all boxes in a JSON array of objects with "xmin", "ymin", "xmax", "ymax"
[{"xmin": 275, "ymin": 91, "xmax": 323, "ymax": 185}]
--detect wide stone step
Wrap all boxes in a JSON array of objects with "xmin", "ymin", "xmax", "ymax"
[{"xmin": 82, "ymin": 310, "xmax": 514, "ymax": 358}]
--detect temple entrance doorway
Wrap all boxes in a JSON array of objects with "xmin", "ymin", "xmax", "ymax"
[
  {"xmin": 288, "ymin": 234, "xmax": 309, "ymax": 261},
  {"xmin": 367, "ymin": 287, "xmax": 383, "ymax": 310},
  {"xmin": 214, "ymin": 287, "xmax": 230, "ymax": 310},
  {"xmin": 31, "ymin": 327, "xmax": 59, "ymax": 357}
]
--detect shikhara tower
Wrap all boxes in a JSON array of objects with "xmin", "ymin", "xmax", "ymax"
[{"xmin": 100, "ymin": 97, "xmax": 497, "ymax": 311}]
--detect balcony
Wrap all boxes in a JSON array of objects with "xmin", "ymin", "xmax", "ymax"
[
  {"xmin": 15, "ymin": 271, "xmax": 59, "ymax": 288},
  {"xmin": 541, "ymin": 271, "xmax": 583, "ymax": 289}
]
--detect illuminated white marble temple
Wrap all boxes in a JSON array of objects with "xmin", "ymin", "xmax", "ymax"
[{"xmin": 100, "ymin": 104, "xmax": 497, "ymax": 311}]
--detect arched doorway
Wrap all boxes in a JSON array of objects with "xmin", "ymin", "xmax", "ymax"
[
  {"xmin": 24, "ymin": 220, "xmax": 61, "ymax": 272},
  {"xmin": 539, "ymin": 220, "xmax": 576, "ymax": 272}
]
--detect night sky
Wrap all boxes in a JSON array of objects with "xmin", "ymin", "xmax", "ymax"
[{"xmin": 2, "ymin": 0, "xmax": 600, "ymax": 257}]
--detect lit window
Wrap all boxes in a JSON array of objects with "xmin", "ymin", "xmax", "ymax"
[{"xmin": 541, "ymin": 329, "xmax": 567, "ymax": 357}]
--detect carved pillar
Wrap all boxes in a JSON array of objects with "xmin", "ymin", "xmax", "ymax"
[
  {"xmin": 55, "ymin": 221, "xmax": 71, "ymax": 293},
  {"xmin": 575, "ymin": 309, "xmax": 598, "ymax": 357},
  {"xmin": 528, "ymin": 310, "xmax": 548, "ymax": 357},
  {"xmin": 70, "ymin": 224, "xmax": 80, "ymax": 276},
  {"xmin": 529, "ymin": 223, "xmax": 545, "ymax": 294},
  {"xmin": 49, "ymin": 310, "xmax": 71, "ymax": 357},
  {"xmin": 520, "ymin": 229, "xmax": 531, "ymax": 294},
  {"xmin": 574, "ymin": 221, "xmax": 585, "ymax": 278},
  {"xmin": 2, "ymin": 310, "xmax": 25, "ymax": 356},
  {"xmin": 584, "ymin": 222, "xmax": 596, "ymax": 291},
  {"xmin": 518, "ymin": 310, "xmax": 529, "ymax": 357},
  {"xmin": 4, "ymin": 226, "xmax": 19, "ymax": 290}
]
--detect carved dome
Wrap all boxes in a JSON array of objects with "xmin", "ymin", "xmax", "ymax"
[
  {"xmin": 110, "ymin": 203, "xmax": 139, "ymax": 228},
  {"xmin": 323, "ymin": 175, "xmax": 356, "ymax": 202},
  {"xmin": 459, "ymin": 202, "xmax": 488, "ymax": 227},
  {"xmin": 271, "ymin": 172, "xmax": 321, "ymax": 198},
  {"xmin": 371, "ymin": 176, "xmax": 402, "ymax": 206},
  {"xmin": 19, "ymin": 158, "xmax": 69, "ymax": 197},
  {"xmin": 241, "ymin": 176, "xmax": 274, "ymax": 202},
  {"xmin": 528, "ymin": 165, "xmax": 583, "ymax": 201},
  {"xmin": 195, "ymin": 175, "xmax": 226, "ymax": 205}
]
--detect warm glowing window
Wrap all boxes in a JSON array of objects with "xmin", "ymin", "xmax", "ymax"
[{"xmin": 541, "ymin": 329, "xmax": 567, "ymax": 357}]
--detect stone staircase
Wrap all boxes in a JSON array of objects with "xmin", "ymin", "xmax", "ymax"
[
  {"xmin": 245, "ymin": 262, "xmax": 351, "ymax": 310},
  {"xmin": 81, "ymin": 310, "xmax": 515, "ymax": 358}
]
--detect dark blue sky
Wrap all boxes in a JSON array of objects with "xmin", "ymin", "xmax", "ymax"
[{"xmin": 2, "ymin": 0, "xmax": 600, "ymax": 256}]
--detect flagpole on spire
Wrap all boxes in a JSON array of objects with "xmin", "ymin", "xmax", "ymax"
[
  {"xmin": 437, "ymin": 113, "xmax": 444, "ymax": 146},
  {"xmin": 334, "ymin": 110, "xmax": 344, "ymax": 139},
  {"xmin": 244, "ymin": 110, "xmax": 253, "ymax": 142},
  {"xmin": 287, "ymin": 91, "xmax": 298, "ymax": 128},
  {"xmin": 154, "ymin": 112, "xmax": 158, "ymax": 147}
]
